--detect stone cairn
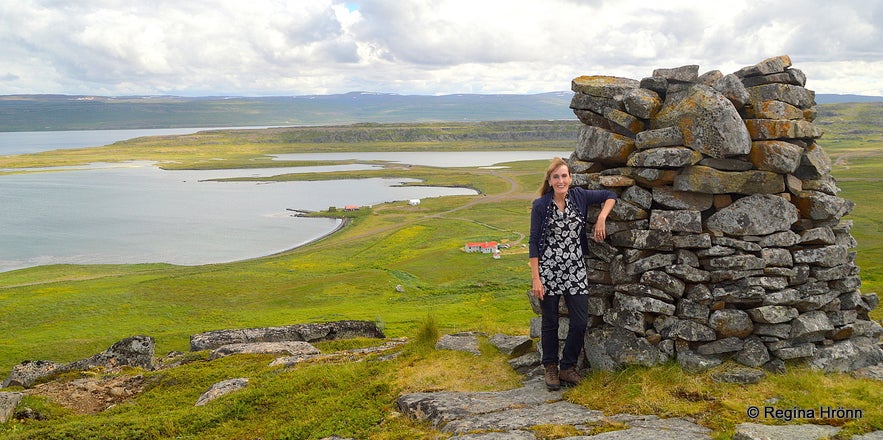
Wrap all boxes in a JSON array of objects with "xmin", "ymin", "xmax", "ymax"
[{"xmin": 529, "ymin": 55, "xmax": 882, "ymax": 374}]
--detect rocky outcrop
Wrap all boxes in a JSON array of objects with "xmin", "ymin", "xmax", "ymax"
[
  {"xmin": 209, "ymin": 341, "xmax": 320, "ymax": 360},
  {"xmin": 436, "ymin": 332, "xmax": 483, "ymax": 356},
  {"xmin": 397, "ymin": 378, "xmax": 713, "ymax": 439},
  {"xmin": 196, "ymin": 378, "xmax": 249, "ymax": 406},
  {"xmin": 535, "ymin": 55, "xmax": 882, "ymax": 373},
  {"xmin": 733, "ymin": 422, "xmax": 840, "ymax": 440},
  {"xmin": 2, "ymin": 336, "xmax": 155, "ymax": 389},
  {"xmin": 189, "ymin": 320, "xmax": 385, "ymax": 351},
  {"xmin": 0, "ymin": 392, "xmax": 23, "ymax": 423},
  {"xmin": 64, "ymin": 335, "xmax": 155, "ymax": 372}
]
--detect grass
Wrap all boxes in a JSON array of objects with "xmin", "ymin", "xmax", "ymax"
[{"xmin": 1, "ymin": 113, "xmax": 882, "ymax": 438}]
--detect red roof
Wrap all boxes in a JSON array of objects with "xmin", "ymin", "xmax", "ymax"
[{"xmin": 465, "ymin": 241, "xmax": 498, "ymax": 248}]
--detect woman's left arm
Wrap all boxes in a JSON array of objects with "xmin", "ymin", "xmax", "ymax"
[{"xmin": 593, "ymin": 198, "xmax": 616, "ymax": 242}]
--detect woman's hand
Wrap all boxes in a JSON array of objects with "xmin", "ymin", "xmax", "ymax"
[
  {"xmin": 593, "ymin": 198, "xmax": 616, "ymax": 242},
  {"xmin": 532, "ymin": 279, "xmax": 545, "ymax": 300},
  {"xmin": 593, "ymin": 221, "xmax": 606, "ymax": 242}
]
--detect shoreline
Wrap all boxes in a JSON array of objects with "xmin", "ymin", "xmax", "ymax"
[
  {"xmin": 0, "ymin": 217, "xmax": 354, "ymax": 275},
  {"xmin": 260, "ymin": 216, "xmax": 352, "ymax": 260}
]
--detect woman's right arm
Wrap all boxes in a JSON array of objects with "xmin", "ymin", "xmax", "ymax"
[
  {"xmin": 529, "ymin": 199, "xmax": 545, "ymax": 300},
  {"xmin": 530, "ymin": 257, "xmax": 544, "ymax": 300}
]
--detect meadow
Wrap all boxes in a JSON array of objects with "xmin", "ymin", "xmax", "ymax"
[{"xmin": 0, "ymin": 113, "xmax": 881, "ymax": 439}]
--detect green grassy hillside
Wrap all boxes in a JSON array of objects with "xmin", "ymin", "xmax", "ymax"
[{"xmin": 1, "ymin": 109, "xmax": 881, "ymax": 438}]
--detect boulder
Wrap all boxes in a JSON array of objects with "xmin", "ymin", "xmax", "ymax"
[
  {"xmin": 746, "ymin": 306, "xmax": 799, "ymax": 324},
  {"xmin": 571, "ymin": 75, "xmax": 640, "ymax": 97},
  {"xmin": 209, "ymin": 341, "xmax": 320, "ymax": 360},
  {"xmin": 0, "ymin": 392, "xmax": 23, "ymax": 423},
  {"xmin": 196, "ymin": 378, "xmax": 249, "ymax": 406},
  {"xmin": 734, "ymin": 422, "xmax": 839, "ymax": 440},
  {"xmin": 652, "ymin": 186, "xmax": 714, "ymax": 210},
  {"xmin": 2, "ymin": 360, "xmax": 62, "ymax": 389},
  {"xmin": 709, "ymin": 309, "xmax": 754, "ymax": 338},
  {"xmin": 488, "ymin": 334, "xmax": 532, "ymax": 357},
  {"xmin": 398, "ymin": 385, "xmax": 605, "ymax": 434},
  {"xmin": 436, "ymin": 332, "xmax": 482, "ymax": 356},
  {"xmin": 654, "ymin": 85, "xmax": 752, "ymax": 158},
  {"xmin": 809, "ymin": 337, "xmax": 883, "ymax": 373},
  {"xmin": 674, "ymin": 166, "xmax": 784, "ymax": 194},
  {"xmin": 584, "ymin": 327, "xmax": 669, "ymax": 371},
  {"xmin": 190, "ymin": 320, "xmax": 385, "ymax": 351},
  {"xmin": 749, "ymin": 140, "xmax": 803, "ymax": 173},
  {"xmin": 735, "ymin": 336, "xmax": 771, "ymax": 367},
  {"xmin": 628, "ymin": 147, "xmax": 703, "ymax": 168},
  {"xmin": 64, "ymin": 335, "xmax": 155, "ymax": 372},
  {"xmin": 705, "ymin": 194, "xmax": 798, "ymax": 235},
  {"xmin": 635, "ymin": 126, "xmax": 684, "ymax": 149},
  {"xmin": 657, "ymin": 318, "xmax": 716, "ymax": 342},
  {"xmin": 649, "ymin": 209, "xmax": 702, "ymax": 233},
  {"xmin": 623, "ymin": 88, "xmax": 662, "ymax": 119},
  {"xmin": 575, "ymin": 125, "xmax": 635, "ymax": 165}
]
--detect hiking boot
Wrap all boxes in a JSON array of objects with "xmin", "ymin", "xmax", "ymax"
[
  {"xmin": 559, "ymin": 368, "xmax": 582, "ymax": 387},
  {"xmin": 544, "ymin": 364, "xmax": 560, "ymax": 391}
]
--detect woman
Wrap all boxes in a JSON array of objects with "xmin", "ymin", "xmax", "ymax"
[{"xmin": 529, "ymin": 157, "xmax": 617, "ymax": 391}]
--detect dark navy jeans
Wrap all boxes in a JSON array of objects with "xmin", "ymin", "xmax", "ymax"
[{"xmin": 539, "ymin": 294, "xmax": 588, "ymax": 370}]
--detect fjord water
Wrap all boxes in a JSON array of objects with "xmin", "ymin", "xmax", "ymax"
[
  {"xmin": 0, "ymin": 127, "xmax": 267, "ymax": 156},
  {"xmin": 1, "ymin": 128, "xmax": 567, "ymax": 273}
]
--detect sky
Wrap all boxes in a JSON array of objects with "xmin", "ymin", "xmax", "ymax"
[{"xmin": 1, "ymin": 0, "xmax": 882, "ymax": 97}]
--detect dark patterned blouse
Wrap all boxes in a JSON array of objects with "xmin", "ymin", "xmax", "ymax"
[{"xmin": 539, "ymin": 195, "xmax": 588, "ymax": 296}]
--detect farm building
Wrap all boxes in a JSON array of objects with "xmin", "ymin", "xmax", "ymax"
[{"xmin": 464, "ymin": 241, "xmax": 498, "ymax": 253}]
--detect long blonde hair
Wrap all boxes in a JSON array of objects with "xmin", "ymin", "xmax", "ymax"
[{"xmin": 538, "ymin": 157, "xmax": 570, "ymax": 195}]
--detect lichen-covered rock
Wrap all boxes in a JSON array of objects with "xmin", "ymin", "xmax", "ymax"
[
  {"xmin": 705, "ymin": 194, "xmax": 797, "ymax": 235},
  {"xmin": 623, "ymin": 88, "xmax": 662, "ymax": 119},
  {"xmin": 572, "ymin": 75, "xmax": 640, "ymax": 97},
  {"xmin": 735, "ymin": 336, "xmax": 771, "ymax": 367},
  {"xmin": 709, "ymin": 310, "xmax": 754, "ymax": 338},
  {"xmin": 649, "ymin": 210, "xmax": 702, "ymax": 233},
  {"xmin": 575, "ymin": 125, "xmax": 635, "ymax": 165},
  {"xmin": 2, "ymin": 360, "xmax": 61, "ymax": 389},
  {"xmin": 436, "ymin": 332, "xmax": 482, "ymax": 356},
  {"xmin": 674, "ymin": 166, "xmax": 785, "ymax": 194},
  {"xmin": 651, "ymin": 186, "xmax": 713, "ymax": 210},
  {"xmin": 488, "ymin": 334, "xmax": 532, "ymax": 357},
  {"xmin": 584, "ymin": 327, "xmax": 670, "ymax": 371},
  {"xmin": 196, "ymin": 378, "xmax": 248, "ymax": 406},
  {"xmin": 628, "ymin": 147, "xmax": 703, "ymax": 168},
  {"xmin": 635, "ymin": 126, "xmax": 684, "ymax": 149},
  {"xmin": 209, "ymin": 341, "xmax": 319, "ymax": 360},
  {"xmin": 190, "ymin": 320, "xmax": 385, "ymax": 351},
  {"xmin": 65, "ymin": 335, "xmax": 155, "ymax": 372},
  {"xmin": 746, "ymin": 83, "xmax": 816, "ymax": 109},
  {"xmin": 746, "ymin": 306, "xmax": 799, "ymax": 324},
  {"xmin": 735, "ymin": 54, "xmax": 793, "ymax": 78},
  {"xmin": 655, "ymin": 85, "xmax": 752, "ymax": 159},
  {"xmin": 749, "ymin": 140, "xmax": 803, "ymax": 173},
  {"xmin": 793, "ymin": 190, "xmax": 854, "ymax": 221}
]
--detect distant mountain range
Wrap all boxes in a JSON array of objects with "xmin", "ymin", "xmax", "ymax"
[{"xmin": 0, "ymin": 91, "xmax": 879, "ymax": 132}]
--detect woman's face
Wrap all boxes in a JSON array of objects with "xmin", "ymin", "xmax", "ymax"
[{"xmin": 548, "ymin": 164, "xmax": 571, "ymax": 196}]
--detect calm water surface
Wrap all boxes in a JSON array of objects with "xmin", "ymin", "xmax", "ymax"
[
  {"xmin": 0, "ymin": 128, "xmax": 566, "ymax": 273},
  {"xmin": 0, "ymin": 127, "xmax": 268, "ymax": 156}
]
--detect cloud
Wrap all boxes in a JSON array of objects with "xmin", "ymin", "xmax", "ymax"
[{"xmin": 0, "ymin": 0, "xmax": 881, "ymax": 96}]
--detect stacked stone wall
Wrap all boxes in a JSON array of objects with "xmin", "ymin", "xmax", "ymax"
[{"xmin": 529, "ymin": 55, "xmax": 882, "ymax": 373}]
